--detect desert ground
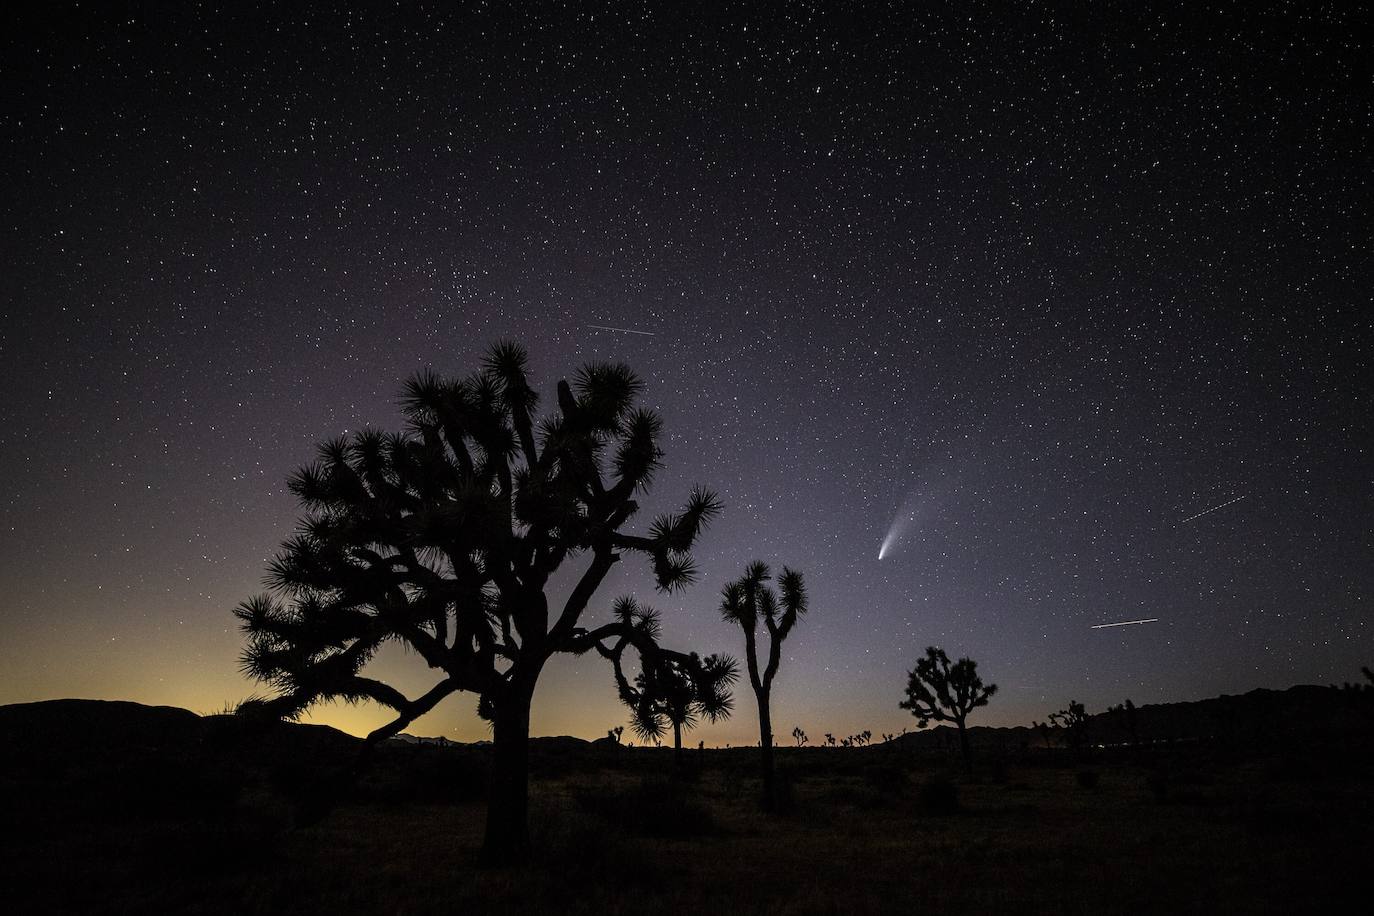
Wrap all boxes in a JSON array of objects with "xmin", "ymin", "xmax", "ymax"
[{"xmin": 2, "ymin": 697, "xmax": 1369, "ymax": 914}]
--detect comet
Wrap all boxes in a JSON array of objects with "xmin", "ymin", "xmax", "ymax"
[
  {"xmin": 876, "ymin": 463, "xmax": 958, "ymax": 560},
  {"xmin": 877, "ymin": 508, "xmax": 919, "ymax": 559},
  {"xmin": 588, "ymin": 324, "xmax": 656, "ymax": 336},
  {"xmin": 878, "ymin": 530, "xmax": 898, "ymax": 560},
  {"xmin": 1090, "ymin": 618, "xmax": 1159, "ymax": 629}
]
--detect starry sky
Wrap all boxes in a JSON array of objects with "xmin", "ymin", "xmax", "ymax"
[{"xmin": 2, "ymin": 1, "xmax": 1369, "ymax": 746}]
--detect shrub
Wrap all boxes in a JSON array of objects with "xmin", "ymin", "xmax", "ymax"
[
  {"xmin": 574, "ymin": 777, "xmax": 716, "ymax": 837},
  {"xmin": 361, "ymin": 748, "xmax": 487, "ymax": 805},
  {"xmin": 773, "ymin": 767, "xmax": 796, "ymax": 814},
  {"xmin": 98, "ymin": 756, "xmax": 241, "ymax": 822},
  {"xmin": 530, "ymin": 800, "xmax": 661, "ymax": 894},
  {"xmin": 862, "ymin": 764, "xmax": 908, "ymax": 797},
  {"xmin": 269, "ymin": 760, "xmax": 351, "ymax": 825},
  {"xmin": 917, "ymin": 774, "xmax": 960, "ymax": 815},
  {"xmin": 1146, "ymin": 768, "xmax": 1170, "ymax": 803}
]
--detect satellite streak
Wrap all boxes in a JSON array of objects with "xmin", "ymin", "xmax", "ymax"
[
  {"xmin": 588, "ymin": 324, "xmax": 656, "ymax": 336},
  {"xmin": 1178, "ymin": 494, "xmax": 1246, "ymax": 524},
  {"xmin": 1090, "ymin": 618, "xmax": 1159, "ymax": 629}
]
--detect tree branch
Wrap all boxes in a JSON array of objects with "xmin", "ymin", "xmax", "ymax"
[
  {"xmin": 364, "ymin": 678, "xmax": 461, "ymax": 745},
  {"xmin": 548, "ymin": 549, "xmax": 620, "ymax": 647}
]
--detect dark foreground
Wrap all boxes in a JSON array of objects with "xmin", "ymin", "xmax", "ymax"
[{"xmin": 2, "ymin": 699, "xmax": 1370, "ymax": 914}]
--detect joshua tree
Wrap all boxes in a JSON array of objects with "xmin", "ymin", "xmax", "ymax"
[
  {"xmin": 1107, "ymin": 699, "xmax": 1139, "ymax": 747},
  {"xmin": 232, "ymin": 342, "xmax": 724, "ymax": 864},
  {"xmin": 1337, "ymin": 667, "xmax": 1374, "ymax": 722},
  {"xmin": 1339, "ymin": 666, "xmax": 1374, "ymax": 694},
  {"xmin": 860, "ymin": 729, "xmax": 872, "ymax": 746},
  {"xmin": 792, "ymin": 726, "xmax": 809, "ymax": 747},
  {"xmin": 899, "ymin": 646, "xmax": 997, "ymax": 773},
  {"xmin": 720, "ymin": 561, "xmax": 810, "ymax": 811},
  {"xmin": 607, "ymin": 726, "xmax": 624, "ymax": 744},
  {"xmin": 825, "ymin": 732, "xmax": 836, "ymax": 747},
  {"xmin": 607, "ymin": 621, "xmax": 736, "ymax": 766},
  {"xmin": 1049, "ymin": 700, "xmax": 1091, "ymax": 756}
]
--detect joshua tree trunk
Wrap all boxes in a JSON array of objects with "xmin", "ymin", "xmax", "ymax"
[
  {"xmin": 672, "ymin": 719, "xmax": 683, "ymax": 767},
  {"xmin": 757, "ymin": 689, "xmax": 776, "ymax": 810},
  {"xmin": 957, "ymin": 718, "xmax": 972, "ymax": 774},
  {"xmin": 482, "ymin": 684, "xmax": 535, "ymax": 865}
]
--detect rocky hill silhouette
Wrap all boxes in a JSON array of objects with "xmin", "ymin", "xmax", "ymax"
[
  {"xmin": 1, "ymin": 687, "xmax": 1369, "ymax": 914},
  {"xmin": 4, "ymin": 683, "xmax": 1367, "ymax": 779},
  {"xmin": 915, "ymin": 684, "xmax": 1372, "ymax": 752}
]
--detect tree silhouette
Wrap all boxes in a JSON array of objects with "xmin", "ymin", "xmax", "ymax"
[
  {"xmin": 899, "ymin": 646, "xmax": 997, "ymax": 773},
  {"xmin": 1339, "ymin": 666, "xmax": 1374, "ymax": 694},
  {"xmin": 233, "ymin": 342, "xmax": 722, "ymax": 863},
  {"xmin": 720, "ymin": 561, "xmax": 809, "ymax": 811},
  {"xmin": 825, "ymin": 732, "xmax": 836, "ymax": 747},
  {"xmin": 604, "ymin": 613, "xmax": 736, "ymax": 766},
  {"xmin": 1107, "ymin": 699, "xmax": 1138, "ymax": 747},
  {"xmin": 1338, "ymin": 667, "xmax": 1374, "ymax": 722},
  {"xmin": 1048, "ymin": 700, "xmax": 1090, "ymax": 756},
  {"xmin": 792, "ymin": 726, "xmax": 809, "ymax": 747},
  {"xmin": 1032, "ymin": 718, "xmax": 1059, "ymax": 749}
]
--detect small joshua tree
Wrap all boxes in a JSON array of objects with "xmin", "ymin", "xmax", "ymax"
[
  {"xmin": 792, "ymin": 726, "xmax": 809, "ymax": 747},
  {"xmin": 1049, "ymin": 700, "xmax": 1091, "ymax": 756},
  {"xmin": 825, "ymin": 732, "xmax": 836, "ymax": 747},
  {"xmin": 1107, "ymin": 699, "xmax": 1139, "ymax": 747},
  {"xmin": 1339, "ymin": 667, "xmax": 1374, "ymax": 694},
  {"xmin": 721, "ymin": 561, "xmax": 810, "ymax": 811},
  {"xmin": 607, "ymin": 726, "xmax": 624, "ymax": 744},
  {"xmin": 900, "ymin": 646, "xmax": 997, "ymax": 773},
  {"xmin": 1032, "ymin": 718, "xmax": 1059, "ymax": 749},
  {"xmin": 602, "ymin": 607, "xmax": 737, "ymax": 766},
  {"xmin": 1338, "ymin": 667, "xmax": 1374, "ymax": 722}
]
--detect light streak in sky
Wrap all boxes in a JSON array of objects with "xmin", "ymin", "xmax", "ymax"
[
  {"xmin": 1178, "ymin": 494, "xmax": 1246, "ymax": 524},
  {"xmin": 1090, "ymin": 618, "xmax": 1160, "ymax": 629},
  {"xmin": 588, "ymin": 324, "xmax": 656, "ymax": 336},
  {"xmin": 878, "ymin": 530, "xmax": 898, "ymax": 560},
  {"xmin": 876, "ymin": 463, "xmax": 959, "ymax": 560}
]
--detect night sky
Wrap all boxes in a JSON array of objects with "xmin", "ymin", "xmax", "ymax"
[{"xmin": 2, "ymin": 2, "xmax": 1368, "ymax": 746}]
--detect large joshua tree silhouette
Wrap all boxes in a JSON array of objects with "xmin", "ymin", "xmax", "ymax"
[
  {"xmin": 899, "ymin": 646, "xmax": 997, "ymax": 774},
  {"xmin": 233, "ymin": 342, "xmax": 723, "ymax": 863},
  {"xmin": 720, "ymin": 561, "xmax": 809, "ymax": 811}
]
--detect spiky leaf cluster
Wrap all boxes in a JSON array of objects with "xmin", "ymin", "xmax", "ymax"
[
  {"xmin": 625, "ymin": 650, "xmax": 738, "ymax": 742},
  {"xmin": 574, "ymin": 596, "xmax": 737, "ymax": 742},
  {"xmin": 720, "ymin": 561, "xmax": 808, "ymax": 695}
]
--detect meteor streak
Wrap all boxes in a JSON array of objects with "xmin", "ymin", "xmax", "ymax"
[
  {"xmin": 588, "ymin": 324, "xmax": 656, "ymax": 336},
  {"xmin": 1178, "ymin": 494, "xmax": 1245, "ymax": 524},
  {"xmin": 1090, "ymin": 618, "xmax": 1159, "ymax": 629}
]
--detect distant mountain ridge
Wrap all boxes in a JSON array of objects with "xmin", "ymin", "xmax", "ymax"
[
  {"xmin": 1, "ymin": 682, "xmax": 1367, "ymax": 755},
  {"xmin": 884, "ymin": 684, "xmax": 1372, "ymax": 753},
  {"xmin": 390, "ymin": 732, "xmax": 466, "ymax": 747}
]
